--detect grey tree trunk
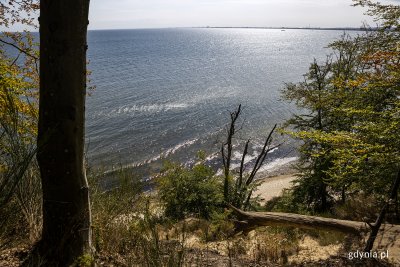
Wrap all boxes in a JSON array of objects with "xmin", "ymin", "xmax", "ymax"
[
  {"xmin": 229, "ymin": 205, "xmax": 369, "ymax": 235},
  {"xmin": 36, "ymin": 0, "xmax": 92, "ymax": 265}
]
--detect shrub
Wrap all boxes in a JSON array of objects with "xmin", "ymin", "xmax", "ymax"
[
  {"xmin": 157, "ymin": 159, "xmax": 223, "ymax": 220},
  {"xmin": 265, "ymin": 189, "xmax": 309, "ymax": 215}
]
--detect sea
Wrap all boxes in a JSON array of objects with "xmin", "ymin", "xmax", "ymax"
[{"xmin": 86, "ymin": 28, "xmax": 359, "ymax": 176}]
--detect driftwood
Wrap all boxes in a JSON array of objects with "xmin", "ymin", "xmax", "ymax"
[{"xmin": 229, "ymin": 205, "xmax": 370, "ymax": 235}]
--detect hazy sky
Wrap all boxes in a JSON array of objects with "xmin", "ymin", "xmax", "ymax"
[
  {"xmin": 2, "ymin": 0, "xmax": 399, "ymax": 31},
  {"xmin": 88, "ymin": 0, "xmax": 388, "ymax": 30}
]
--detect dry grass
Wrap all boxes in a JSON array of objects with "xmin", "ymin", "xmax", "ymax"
[
  {"xmin": 333, "ymin": 193, "xmax": 380, "ymax": 222},
  {"xmin": 88, "ymin": 167, "xmax": 307, "ymax": 266},
  {"xmin": 2, "ymin": 164, "xmax": 398, "ymax": 266},
  {"xmin": 0, "ymin": 163, "xmax": 42, "ymax": 251}
]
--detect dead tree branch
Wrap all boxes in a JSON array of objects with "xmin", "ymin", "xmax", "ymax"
[
  {"xmin": 221, "ymin": 105, "xmax": 281, "ymax": 209},
  {"xmin": 222, "ymin": 104, "xmax": 242, "ymax": 202},
  {"xmin": 229, "ymin": 204, "xmax": 370, "ymax": 235}
]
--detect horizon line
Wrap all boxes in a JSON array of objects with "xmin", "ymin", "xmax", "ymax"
[
  {"xmin": 2, "ymin": 25, "xmax": 373, "ymax": 33},
  {"xmin": 86, "ymin": 25, "xmax": 372, "ymax": 31}
]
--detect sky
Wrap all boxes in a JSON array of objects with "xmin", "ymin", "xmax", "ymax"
[
  {"xmin": 88, "ymin": 0, "xmax": 388, "ymax": 30},
  {"xmin": 2, "ymin": 0, "xmax": 400, "ymax": 31}
]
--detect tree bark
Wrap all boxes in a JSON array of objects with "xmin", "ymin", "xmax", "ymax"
[
  {"xmin": 222, "ymin": 104, "xmax": 241, "ymax": 203},
  {"xmin": 229, "ymin": 205, "xmax": 369, "ymax": 235},
  {"xmin": 364, "ymin": 169, "xmax": 400, "ymax": 252},
  {"xmin": 36, "ymin": 0, "xmax": 91, "ymax": 265}
]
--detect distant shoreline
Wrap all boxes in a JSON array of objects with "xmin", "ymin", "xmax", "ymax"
[
  {"xmin": 192, "ymin": 26, "xmax": 374, "ymax": 31},
  {"xmin": 86, "ymin": 26, "xmax": 377, "ymax": 32}
]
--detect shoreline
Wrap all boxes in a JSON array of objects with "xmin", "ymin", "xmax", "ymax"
[
  {"xmin": 254, "ymin": 157, "xmax": 298, "ymax": 203},
  {"xmin": 255, "ymin": 174, "xmax": 297, "ymax": 204},
  {"xmin": 94, "ymin": 152, "xmax": 300, "ymax": 194},
  {"xmin": 255, "ymin": 156, "xmax": 298, "ymax": 179}
]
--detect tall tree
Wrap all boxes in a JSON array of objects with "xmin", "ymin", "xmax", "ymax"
[
  {"xmin": 282, "ymin": 0, "xmax": 400, "ymax": 214},
  {"xmin": 281, "ymin": 49, "xmax": 362, "ymax": 212},
  {"xmin": 35, "ymin": 0, "xmax": 92, "ymax": 265}
]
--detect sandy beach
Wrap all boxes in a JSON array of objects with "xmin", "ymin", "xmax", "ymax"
[
  {"xmin": 255, "ymin": 174, "xmax": 296, "ymax": 204},
  {"xmin": 254, "ymin": 172, "xmax": 400, "ymax": 264},
  {"xmin": 253, "ymin": 156, "xmax": 298, "ymax": 203}
]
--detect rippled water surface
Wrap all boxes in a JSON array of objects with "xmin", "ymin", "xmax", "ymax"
[{"xmin": 86, "ymin": 28, "xmax": 357, "ymax": 170}]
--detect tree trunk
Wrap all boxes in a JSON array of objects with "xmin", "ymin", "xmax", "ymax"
[
  {"xmin": 229, "ymin": 205, "xmax": 369, "ymax": 235},
  {"xmin": 364, "ymin": 169, "xmax": 400, "ymax": 252},
  {"xmin": 35, "ymin": 0, "xmax": 91, "ymax": 265}
]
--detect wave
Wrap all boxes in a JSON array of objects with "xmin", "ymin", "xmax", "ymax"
[
  {"xmin": 186, "ymin": 85, "xmax": 239, "ymax": 104},
  {"xmin": 230, "ymin": 151, "xmax": 259, "ymax": 171},
  {"xmin": 216, "ymin": 154, "xmax": 297, "ymax": 176},
  {"xmin": 95, "ymin": 102, "xmax": 190, "ymax": 118},
  {"xmin": 126, "ymin": 138, "xmax": 199, "ymax": 168},
  {"xmin": 229, "ymin": 144, "xmax": 279, "ymax": 169},
  {"xmin": 103, "ymin": 138, "xmax": 200, "ymax": 176},
  {"xmin": 116, "ymin": 103, "xmax": 189, "ymax": 114},
  {"xmin": 257, "ymin": 156, "xmax": 298, "ymax": 173},
  {"xmin": 205, "ymin": 152, "xmax": 219, "ymax": 161},
  {"xmin": 164, "ymin": 138, "xmax": 198, "ymax": 157}
]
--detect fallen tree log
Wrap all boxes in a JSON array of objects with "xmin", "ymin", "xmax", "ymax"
[{"xmin": 229, "ymin": 205, "xmax": 370, "ymax": 235}]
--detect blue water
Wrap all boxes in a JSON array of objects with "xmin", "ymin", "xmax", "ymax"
[{"xmin": 86, "ymin": 28, "xmax": 356, "ymax": 171}]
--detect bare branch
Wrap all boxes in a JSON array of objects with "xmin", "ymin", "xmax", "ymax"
[
  {"xmin": 247, "ymin": 124, "xmax": 277, "ymax": 185},
  {"xmin": 238, "ymin": 138, "xmax": 250, "ymax": 189},
  {"xmin": 0, "ymin": 38, "xmax": 38, "ymax": 60},
  {"xmin": 222, "ymin": 104, "xmax": 242, "ymax": 202}
]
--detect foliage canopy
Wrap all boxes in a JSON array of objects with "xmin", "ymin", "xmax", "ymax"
[{"xmin": 281, "ymin": 0, "xmax": 400, "ymax": 213}]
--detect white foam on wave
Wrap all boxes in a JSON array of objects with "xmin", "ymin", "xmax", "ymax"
[
  {"xmin": 205, "ymin": 152, "xmax": 219, "ymax": 161},
  {"xmin": 216, "ymin": 149, "xmax": 271, "ymax": 176},
  {"xmin": 257, "ymin": 157, "xmax": 298, "ymax": 173},
  {"xmin": 186, "ymin": 85, "xmax": 239, "ymax": 104},
  {"xmin": 216, "ymin": 156, "xmax": 298, "ymax": 177},
  {"xmin": 229, "ymin": 145, "xmax": 279, "ymax": 170},
  {"xmin": 95, "ymin": 102, "xmax": 190, "ymax": 118},
  {"xmin": 164, "ymin": 139, "xmax": 198, "ymax": 157},
  {"xmin": 126, "ymin": 138, "xmax": 199, "ymax": 168},
  {"xmin": 94, "ymin": 85, "xmax": 240, "ymax": 119},
  {"xmin": 116, "ymin": 103, "xmax": 189, "ymax": 114},
  {"xmin": 232, "ymin": 151, "xmax": 243, "ymax": 161},
  {"xmin": 229, "ymin": 152, "xmax": 258, "ymax": 171}
]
